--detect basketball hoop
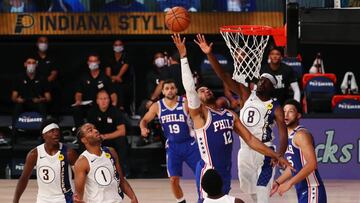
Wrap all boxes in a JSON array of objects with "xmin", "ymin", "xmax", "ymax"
[{"xmin": 220, "ymin": 25, "xmax": 272, "ymax": 83}]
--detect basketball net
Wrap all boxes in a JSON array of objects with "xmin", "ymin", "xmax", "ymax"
[{"xmin": 220, "ymin": 25, "xmax": 272, "ymax": 84}]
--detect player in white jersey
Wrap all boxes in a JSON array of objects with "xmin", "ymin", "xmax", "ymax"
[
  {"xmin": 13, "ymin": 119, "xmax": 78, "ymax": 203},
  {"xmin": 73, "ymin": 123, "xmax": 138, "ymax": 203},
  {"xmin": 202, "ymin": 169, "xmax": 244, "ymax": 203},
  {"xmin": 194, "ymin": 34, "xmax": 288, "ymax": 202},
  {"xmin": 172, "ymin": 33, "xmax": 291, "ymax": 203}
]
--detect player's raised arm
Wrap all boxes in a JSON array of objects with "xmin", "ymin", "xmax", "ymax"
[
  {"xmin": 172, "ymin": 34, "xmax": 203, "ymax": 120},
  {"xmin": 194, "ymin": 34, "xmax": 250, "ymax": 101},
  {"xmin": 274, "ymin": 106, "xmax": 288, "ymax": 156},
  {"xmin": 139, "ymin": 102, "xmax": 159, "ymax": 137}
]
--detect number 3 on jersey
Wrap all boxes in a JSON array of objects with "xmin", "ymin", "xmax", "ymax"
[
  {"xmin": 223, "ymin": 131, "xmax": 232, "ymax": 145},
  {"xmin": 169, "ymin": 124, "xmax": 180, "ymax": 134}
]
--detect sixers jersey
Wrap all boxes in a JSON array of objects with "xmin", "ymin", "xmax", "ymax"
[
  {"xmin": 239, "ymin": 91, "xmax": 279, "ymax": 146},
  {"xmin": 158, "ymin": 96, "xmax": 193, "ymax": 143},
  {"xmin": 286, "ymin": 126, "xmax": 324, "ymax": 191},
  {"xmin": 36, "ymin": 143, "xmax": 73, "ymax": 203},
  {"xmin": 195, "ymin": 108, "xmax": 234, "ymax": 169}
]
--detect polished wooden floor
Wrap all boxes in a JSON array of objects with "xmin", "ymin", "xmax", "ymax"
[{"xmin": 2, "ymin": 179, "xmax": 359, "ymax": 203}]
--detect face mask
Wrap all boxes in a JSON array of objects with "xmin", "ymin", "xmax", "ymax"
[
  {"xmin": 88, "ymin": 62, "xmax": 99, "ymax": 70},
  {"xmin": 38, "ymin": 43, "xmax": 48, "ymax": 52},
  {"xmin": 155, "ymin": 57, "xmax": 166, "ymax": 68},
  {"xmin": 26, "ymin": 64, "xmax": 36, "ymax": 74},
  {"xmin": 113, "ymin": 46, "xmax": 124, "ymax": 53}
]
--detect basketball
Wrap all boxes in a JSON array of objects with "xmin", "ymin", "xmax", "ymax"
[{"xmin": 165, "ymin": 6, "xmax": 190, "ymax": 32}]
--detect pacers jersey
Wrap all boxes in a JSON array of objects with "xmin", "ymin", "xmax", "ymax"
[
  {"xmin": 81, "ymin": 147, "xmax": 123, "ymax": 203},
  {"xmin": 36, "ymin": 143, "xmax": 73, "ymax": 203},
  {"xmin": 158, "ymin": 96, "xmax": 193, "ymax": 143},
  {"xmin": 239, "ymin": 90, "xmax": 279, "ymax": 146},
  {"xmin": 195, "ymin": 107, "xmax": 234, "ymax": 169},
  {"xmin": 204, "ymin": 195, "xmax": 235, "ymax": 203},
  {"xmin": 286, "ymin": 126, "xmax": 324, "ymax": 191}
]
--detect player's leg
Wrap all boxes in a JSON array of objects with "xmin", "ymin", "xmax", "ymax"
[
  {"xmin": 217, "ymin": 169, "xmax": 232, "ymax": 195},
  {"xmin": 167, "ymin": 144, "xmax": 186, "ymax": 203},
  {"xmin": 238, "ymin": 147, "xmax": 258, "ymax": 199},
  {"xmin": 195, "ymin": 161, "xmax": 208, "ymax": 203},
  {"xmin": 255, "ymin": 150, "xmax": 275, "ymax": 203},
  {"xmin": 184, "ymin": 140, "xmax": 201, "ymax": 174},
  {"xmin": 298, "ymin": 186, "xmax": 327, "ymax": 203}
]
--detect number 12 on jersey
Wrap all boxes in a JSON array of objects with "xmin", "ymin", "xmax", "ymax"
[{"xmin": 223, "ymin": 131, "xmax": 232, "ymax": 145}]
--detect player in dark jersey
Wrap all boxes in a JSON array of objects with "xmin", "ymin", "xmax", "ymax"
[
  {"xmin": 140, "ymin": 79, "xmax": 200, "ymax": 203},
  {"xmin": 270, "ymin": 99, "xmax": 327, "ymax": 203},
  {"xmin": 172, "ymin": 33, "xmax": 292, "ymax": 203}
]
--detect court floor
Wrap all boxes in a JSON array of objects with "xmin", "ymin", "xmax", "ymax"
[{"xmin": 1, "ymin": 179, "xmax": 359, "ymax": 203}]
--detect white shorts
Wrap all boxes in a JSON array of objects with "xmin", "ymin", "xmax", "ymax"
[{"xmin": 237, "ymin": 146, "xmax": 275, "ymax": 194}]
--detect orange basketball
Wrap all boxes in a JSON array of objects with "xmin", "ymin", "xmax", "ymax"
[{"xmin": 165, "ymin": 6, "xmax": 190, "ymax": 32}]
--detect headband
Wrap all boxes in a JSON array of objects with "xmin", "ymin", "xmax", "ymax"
[
  {"xmin": 260, "ymin": 73, "xmax": 277, "ymax": 88},
  {"xmin": 42, "ymin": 123, "xmax": 59, "ymax": 134}
]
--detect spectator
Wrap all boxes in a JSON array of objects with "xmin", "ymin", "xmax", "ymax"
[
  {"xmin": 2, "ymin": 0, "xmax": 37, "ymax": 12},
  {"xmin": 214, "ymin": 0, "xmax": 255, "ymax": 12},
  {"xmin": 11, "ymin": 57, "xmax": 51, "ymax": 125},
  {"xmin": 157, "ymin": 0, "xmax": 200, "ymax": 12},
  {"xmin": 148, "ymin": 50, "xmax": 185, "ymax": 106},
  {"xmin": 87, "ymin": 90, "xmax": 130, "ymax": 176},
  {"xmin": 260, "ymin": 46, "xmax": 301, "ymax": 105},
  {"xmin": 105, "ymin": 39, "xmax": 132, "ymax": 113},
  {"xmin": 101, "ymin": 0, "xmax": 147, "ymax": 12},
  {"xmin": 73, "ymin": 53, "xmax": 117, "ymax": 128}
]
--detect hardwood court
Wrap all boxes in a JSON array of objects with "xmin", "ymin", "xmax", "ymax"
[{"xmin": 1, "ymin": 179, "xmax": 359, "ymax": 203}]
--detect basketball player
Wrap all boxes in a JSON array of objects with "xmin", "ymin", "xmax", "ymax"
[
  {"xmin": 270, "ymin": 99, "xmax": 327, "ymax": 203},
  {"xmin": 13, "ymin": 119, "xmax": 78, "ymax": 203},
  {"xmin": 73, "ymin": 123, "xmax": 138, "ymax": 203},
  {"xmin": 172, "ymin": 33, "xmax": 291, "ymax": 203},
  {"xmin": 194, "ymin": 34, "xmax": 288, "ymax": 202},
  {"xmin": 201, "ymin": 169, "xmax": 244, "ymax": 203},
  {"xmin": 140, "ymin": 79, "xmax": 201, "ymax": 203}
]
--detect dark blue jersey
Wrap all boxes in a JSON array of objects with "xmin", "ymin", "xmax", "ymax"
[{"xmin": 158, "ymin": 96, "xmax": 193, "ymax": 143}]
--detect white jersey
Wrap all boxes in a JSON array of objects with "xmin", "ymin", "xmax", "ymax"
[
  {"xmin": 239, "ymin": 91, "xmax": 279, "ymax": 147},
  {"xmin": 81, "ymin": 147, "xmax": 123, "ymax": 203},
  {"xmin": 204, "ymin": 195, "xmax": 235, "ymax": 203},
  {"xmin": 36, "ymin": 143, "xmax": 73, "ymax": 203}
]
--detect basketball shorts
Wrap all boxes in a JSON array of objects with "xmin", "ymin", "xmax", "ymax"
[
  {"xmin": 195, "ymin": 161, "xmax": 231, "ymax": 203},
  {"xmin": 166, "ymin": 139, "xmax": 201, "ymax": 177},
  {"xmin": 296, "ymin": 185, "xmax": 327, "ymax": 203},
  {"xmin": 238, "ymin": 145, "xmax": 275, "ymax": 194}
]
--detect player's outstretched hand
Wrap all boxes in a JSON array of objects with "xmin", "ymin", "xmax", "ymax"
[
  {"xmin": 277, "ymin": 181, "xmax": 292, "ymax": 196},
  {"xmin": 171, "ymin": 33, "xmax": 187, "ymax": 58},
  {"xmin": 270, "ymin": 181, "xmax": 279, "ymax": 197},
  {"xmin": 140, "ymin": 127, "xmax": 150, "ymax": 137},
  {"xmin": 194, "ymin": 34, "xmax": 213, "ymax": 54},
  {"xmin": 277, "ymin": 157, "xmax": 295, "ymax": 172}
]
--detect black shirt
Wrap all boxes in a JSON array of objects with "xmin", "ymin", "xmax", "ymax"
[
  {"xmin": 104, "ymin": 53, "xmax": 131, "ymax": 83},
  {"xmin": 76, "ymin": 71, "xmax": 115, "ymax": 102},
  {"xmin": 34, "ymin": 53, "xmax": 57, "ymax": 81},
  {"xmin": 13, "ymin": 73, "xmax": 50, "ymax": 100},
  {"xmin": 159, "ymin": 64, "xmax": 185, "ymax": 96},
  {"xmin": 260, "ymin": 62, "xmax": 297, "ymax": 105},
  {"xmin": 87, "ymin": 105, "xmax": 125, "ymax": 134},
  {"xmin": 145, "ymin": 68, "xmax": 161, "ymax": 98}
]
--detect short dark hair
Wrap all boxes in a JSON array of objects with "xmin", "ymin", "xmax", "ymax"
[
  {"xmin": 76, "ymin": 124, "xmax": 87, "ymax": 139},
  {"xmin": 284, "ymin": 99, "xmax": 303, "ymax": 114},
  {"xmin": 162, "ymin": 79, "xmax": 177, "ymax": 89},
  {"xmin": 201, "ymin": 169, "xmax": 223, "ymax": 196},
  {"xmin": 169, "ymin": 49, "xmax": 180, "ymax": 63},
  {"xmin": 87, "ymin": 53, "xmax": 100, "ymax": 60},
  {"xmin": 269, "ymin": 46, "xmax": 284, "ymax": 56},
  {"xmin": 40, "ymin": 118, "xmax": 59, "ymax": 135}
]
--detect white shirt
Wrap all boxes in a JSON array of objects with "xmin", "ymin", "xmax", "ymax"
[{"xmin": 204, "ymin": 195, "xmax": 235, "ymax": 203}]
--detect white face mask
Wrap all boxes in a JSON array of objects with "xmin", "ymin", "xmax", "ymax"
[
  {"xmin": 26, "ymin": 64, "xmax": 36, "ymax": 74},
  {"xmin": 113, "ymin": 46, "xmax": 124, "ymax": 53},
  {"xmin": 154, "ymin": 57, "xmax": 166, "ymax": 68},
  {"xmin": 38, "ymin": 43, "xmax": 48, "ymax": 52},
  {"xmin": 88, "ymin": 62, "xmax": 99, "ymax": 70}
]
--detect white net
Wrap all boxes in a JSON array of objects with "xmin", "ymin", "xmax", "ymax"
[{"xmin": 220, "ymin": 26, "xmax": 271, "ymax": 83}]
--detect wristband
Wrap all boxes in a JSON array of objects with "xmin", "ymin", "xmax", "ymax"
[{"xmin": 275, "ymin": 180, "xmax": 280, "ymax": 186}]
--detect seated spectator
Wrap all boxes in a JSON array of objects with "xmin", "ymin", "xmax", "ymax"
[
  {"xmin": 105, "ymin": 39, "xmax": 132, "ymax": 113},
  {"xmin": 73, "ymin": 53, "xmax": 117, "ymax": 128},
  {"xmin": 46, "ymin": 0, "xmax": 72, "ymax": 12},
  {"xmin": 260, "ymin": 46, "xmax": 301, "ymax": 105},
  {"xmin": 2, "ymin": 0, "xmax": 37, "ymax": 12},
  {"xmin": 214, "ymin": 0, "xmax": 255, "ymax": 12},
  {"xmin": 11, "ymin": 57, "xmax": 51, "ymax": 125},
  {"xmin": 157, "ymin": 0, "xmax": 200, "ymax": 12},
  {"xmin": 87, "ymin": 90, "xmax": 130, "ymax": 176},
  {"xmin": 101, "ymin": 0, "xmax": 147, "ymax": 12}
]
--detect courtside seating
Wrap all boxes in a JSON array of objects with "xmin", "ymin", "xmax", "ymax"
[{"xmin": 332, "ymin": 95, "xmax": 360, "ymax": 114}]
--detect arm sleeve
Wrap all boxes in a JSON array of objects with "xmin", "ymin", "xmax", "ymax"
[
  {"xmin": 180, "ymin": 57, "xmax": 201, "ymax": 109},
  {"xmin": 290, "ymin": 82, "xmax": 301, "ymax": 102}
]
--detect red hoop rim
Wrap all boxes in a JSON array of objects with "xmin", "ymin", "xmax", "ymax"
[{"xmin": 220, "ymin": 25, "xmax": 273, "ymax": 35}]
